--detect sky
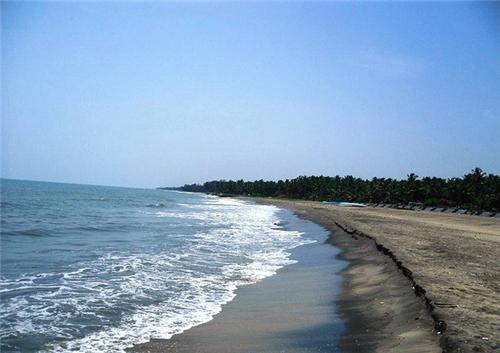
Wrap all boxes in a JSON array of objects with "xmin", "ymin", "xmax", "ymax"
[{"xmin": 2, "ymin": 2, "xmax": 499, "ymax": 188}]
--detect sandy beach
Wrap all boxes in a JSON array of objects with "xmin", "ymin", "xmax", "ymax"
[
  {"xmin": 128, "ymin": 197, "xmax": 497, "ymax": 353},
  {"xmin": 126, "ymin": 197, "xmax": 500, "ymax": 353},
  {"xmin": 256, "ymin": 199, "xmax": 500, "ymax": 353}
]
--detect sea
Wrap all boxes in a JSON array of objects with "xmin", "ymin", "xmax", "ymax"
[{"xmin": 0, "ymin": 179, "xmax": 318, "ymax": 353}]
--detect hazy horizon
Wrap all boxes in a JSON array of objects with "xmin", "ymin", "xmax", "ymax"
[
  {"xmin": 1, "ymin": 165, "xmax": 498, "ymax": 190},
  {"xmin": 2, "ymin": 2, "xmax": 499, "ymax": 188}
]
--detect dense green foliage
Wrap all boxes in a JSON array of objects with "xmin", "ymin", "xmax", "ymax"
[{"xmin": 181, "ymin": 168, "xmax": 500, "ymax": 211}]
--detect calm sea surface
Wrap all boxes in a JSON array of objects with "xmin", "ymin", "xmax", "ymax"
[{"xmin": 0, "ymin": 179, "xmax": 316, "ymax": 352}]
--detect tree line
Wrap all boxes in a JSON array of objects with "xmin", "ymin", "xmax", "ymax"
[{"xmin": 179, "ymin": 168, "xmax": 500, "ymax": 211}]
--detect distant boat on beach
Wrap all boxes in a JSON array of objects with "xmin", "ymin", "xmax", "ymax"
[{"xmin": 322, "ymin": 201, "xmax": 367, "ymax": 207}]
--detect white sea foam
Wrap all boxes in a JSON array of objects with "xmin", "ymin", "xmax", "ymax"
[{"xmin": 1, "ymin": 196, "xmax": 314, "ymax": 353}]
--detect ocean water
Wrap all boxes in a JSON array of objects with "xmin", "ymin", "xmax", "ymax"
[{"xmin": 0, "ymin": 179, "xmax": 315, "ymax": 353}]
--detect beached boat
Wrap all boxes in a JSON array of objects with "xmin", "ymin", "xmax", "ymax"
[{"xmin": 322, "ymin": 201, "xmax": 367, "ymax": 207}]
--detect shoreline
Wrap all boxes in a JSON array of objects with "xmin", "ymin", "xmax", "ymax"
[
  {"xmin": 128, "ymin": 196, "xmax": 499, "ymax": 352},
  {"xmin": 255, "ymin": 198, "xmax": 441, "ymax": 353},
  {"xmin": 129, "ymin": 198, "xmax": 446, "ymax": 353},
  {"xmin": 254, "ymin": 198, "xmax": 499, "ymax": 353},
  {"xmin": 129, "ymin": 209, "xmax": 349, "ymax": 352}
]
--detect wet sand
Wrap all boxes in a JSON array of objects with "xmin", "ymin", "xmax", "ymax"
[{"xmin": 257, "ymin": 199, "xmax": 500, "ymax": 353}]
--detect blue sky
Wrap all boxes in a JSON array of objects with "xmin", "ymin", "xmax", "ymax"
[{"xmin": 2, "ymin": 2, "xmax": 499, "ymax": 188}]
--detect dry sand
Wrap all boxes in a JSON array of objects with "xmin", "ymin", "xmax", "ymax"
[{"xmin": 257, "ymin": 199, "xmax": 500, "ymax": 353}]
